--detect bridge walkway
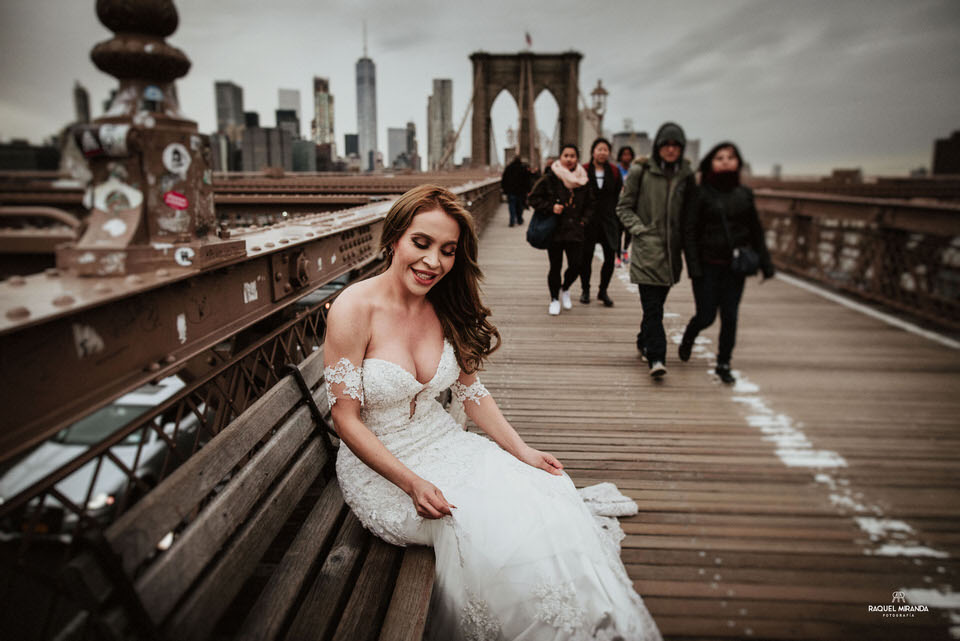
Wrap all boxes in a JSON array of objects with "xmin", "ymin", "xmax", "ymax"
[{"xmin": 474, "ymin": 202, "xmax": 960, "ymax": 640}]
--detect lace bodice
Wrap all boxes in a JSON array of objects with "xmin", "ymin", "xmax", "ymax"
[{"xmin": 324, "ymin": 338, "xmax": 489, "ymax": 439}]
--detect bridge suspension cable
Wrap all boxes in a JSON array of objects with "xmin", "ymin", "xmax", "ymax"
[{"xmin": 439, "ymin": 90, "xmax": 474, "ymax": 169}]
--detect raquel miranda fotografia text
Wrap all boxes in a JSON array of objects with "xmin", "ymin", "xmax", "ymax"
[{"xmin": 868, "ymin": 604, "xmax": 930, "ymax": 618}]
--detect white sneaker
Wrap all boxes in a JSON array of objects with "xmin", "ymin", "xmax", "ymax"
[
  {"xmin": 649, "ymin": 361, "xmax": 667, "ymax": 378},
  {"xmin": 560, "ymin": 289, "xmax": 572, "ymax": 310},
  {"xmin": 548, "ymin": 299, "xmax": 561, "ymax": 315}
]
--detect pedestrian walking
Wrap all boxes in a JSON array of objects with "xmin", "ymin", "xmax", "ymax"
[
  {"xmin": 528, "ymin": 144, "xmax": 593, "ymax": 316},
  {"xmin": 500, "ymin": 154, "xmax": 530, "ymax": 227},
  {"xmin": 679, "ymin": 141, "xmax": 775, "ymax": 383},
  {"xmin": 579, "ymin": 137, "xmax": 622, "ymax": 307},
  {"xmin": 615, "ymin": 146, "xmax": 635, "ymax": 267},
  {"xmin": 616, "ymin": 122, "xmax": 696, "ymax": 378}
]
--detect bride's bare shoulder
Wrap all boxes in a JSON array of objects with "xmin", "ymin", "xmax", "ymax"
[{"xmin": 326, "ymin": 278, "xmax": 381, "ymax": 337}]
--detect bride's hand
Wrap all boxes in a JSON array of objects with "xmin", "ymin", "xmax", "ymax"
[
  {"xmin": 407, "ymin": 477, "xmax": 456, "ymax": 519},
  {"xmin": 518, "ymin": 445, "xmax": 564, "ymax": 476}
]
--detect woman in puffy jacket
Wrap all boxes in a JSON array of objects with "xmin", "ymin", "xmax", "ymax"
[
  {"xmin": 527, "ymin": 143, "xmax": 594, "ymax": 316},
  {"xmin": 679, "ymin": 141, "xmax": 775, "ymax": 383}
]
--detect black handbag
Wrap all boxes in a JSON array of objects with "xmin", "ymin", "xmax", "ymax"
[
  {"xmin": 718, "ymin": 205, "xmax": 760, "ymax": 276},
  {"xmin": 526, "ymin": 207, "xmax": 558, "ymax": 250}
]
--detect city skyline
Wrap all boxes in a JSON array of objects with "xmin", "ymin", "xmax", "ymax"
[{"xmin": 1, "ymin": 1, "xmax": 959, "ymax": 175}]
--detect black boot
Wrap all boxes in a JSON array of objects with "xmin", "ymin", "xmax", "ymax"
[
  {"xmin": 636, "ymin": 332, "xmax": 647, "ymax": 360},
  {"xmin": 580, "ymin": 290, "xmax": 590, "ymax": 304},
  {"xmin": 679, "ymin": 324, "xmax": 696, "ymax": 361},
  {"xmin": 597, "ymin": 290, "xmax": 614, "ymax": 307},
  {"xmin": 715, "ymin": 363, "xmax": 735, "ymax": 384}
]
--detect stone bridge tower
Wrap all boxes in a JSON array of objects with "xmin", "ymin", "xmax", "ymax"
[{"xmin": 469, "ymin": 51, "xmax": 582, "ymax": 168}]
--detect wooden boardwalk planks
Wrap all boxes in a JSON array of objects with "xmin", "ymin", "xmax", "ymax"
[{"xmin": 473, "ymin": 202, "xmax": 960, "ymax": 640}]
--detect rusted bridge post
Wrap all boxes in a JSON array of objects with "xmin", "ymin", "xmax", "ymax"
[{"xmin": 58, "ymin": 0, "xmax": 244, "ymax": 276}]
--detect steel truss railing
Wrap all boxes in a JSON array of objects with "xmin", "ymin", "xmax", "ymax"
[
  {"xmin": 754, "ymin": 190, "xmax": 960, "ymax": 330},
  {"xmin": 0, "ymin": 178, "xmax": 501, "ymax": 641}
]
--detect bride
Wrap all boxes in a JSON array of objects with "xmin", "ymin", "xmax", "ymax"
[{"xmin": 323, "ymin": 185, "xmax": 662, "ymax": 640}]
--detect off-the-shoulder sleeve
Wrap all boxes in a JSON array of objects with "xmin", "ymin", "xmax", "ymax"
[
  {"xmin": 324, "ymin": 357, "xmax": 363, "ymax": 407},
  {"xmin": 450, "ymin": 378, "xmax": 490, "ymax": 405}
]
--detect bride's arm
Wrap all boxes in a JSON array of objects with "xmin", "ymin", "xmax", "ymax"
[
  {"xmin": 454, "ymin": 371, "xmax": 564, "ymax": 476},
  {"xmin": 325, "ymin": 293, "xmax": 455, "ymax": 519}
]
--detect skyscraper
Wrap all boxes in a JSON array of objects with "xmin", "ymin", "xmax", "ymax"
[
  {"xmin": 427, "ymin": 79, "xmax": 453, "ymax": 170},
  {"xmin": 278, "ymin": 89, "xmax": 301, "ymax": 120},
  {"xmin": 312, "ymin": 77, "xmax": 335, "ymax": 150},
  {"xmin": 276, "ymin": 109, "xmax": 300, "ymax": 141},
  {"xmin": 215, "ymin": 81, "xmax": 244, "ymax": 143},
  {"xmin": 356, "ymin": 32, "xmax": 378, "ymax": 171},
  {"xmin": 73, "ymin": 81, "xmax": 90, "ymax": 124},
  {"xmin": 387, "ymin": 128, "xmax": 407, "ymax": 168},
  {"xmin": 406, "ymin": 121, "xmax": 420, "ymax": 171}
]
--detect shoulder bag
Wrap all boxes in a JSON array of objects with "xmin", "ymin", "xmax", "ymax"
[{"xmin": 717, "ymin": 201, "xmax": 760, "ymax": 276}]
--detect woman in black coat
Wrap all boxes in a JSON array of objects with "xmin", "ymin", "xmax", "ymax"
[
  {"xmin": 679, "ymin": 142, "xmax": 774, "ymax": 383},
  {"xmin": 578, "ymin": 137, "xmax": 623, "ymax": 307},
  {"xmin": 527, "ymin": 143, "xmax": 594, "ymax": 316}
]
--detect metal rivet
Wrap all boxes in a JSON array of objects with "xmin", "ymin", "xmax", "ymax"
[
  {"xmin": 164, "ymin": 354, "xmax": 176, "ymax": 363},
  {"xmin": 305, "ymin": 232, "xmax": 314, "ymax": 237},
  {"xmin": 126, "ymin": 274, "xmax": 144, "ymax": 285},
  {"xmin": 52, "ymin": 295, "xmax": 75, "ymax": 307},
  {"xmin": 45, "ymin": 268, "xmax": 61, "ymax": 278},
  {"xmin": 275, "ymin": 273, "xmax": 282, "ymax": 281},
  {"xmin": 279, "ymin": 238, "xmax": 290, "ymax": 244},
  {"xmin": 250, "ymin": 245, "xmax": 262, "ymax": 252},
  {"xmin": 6, "ymin": 276, "xmax": 27, "ymax": 287},
  {"xmin": 5, "ymin": 306, "xmax": 29, "ymax": 320},
  {"xmin": 265, "ymin": 242, "xmax": 275, "ymax": 248},
  {"xmin": 146, "ymin": 362, "xmax": 161, "ymax": 372}
]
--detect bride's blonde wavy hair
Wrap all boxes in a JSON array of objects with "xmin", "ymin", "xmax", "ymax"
[{"xmin": 379, "ymin": 184, "xmax": 500, "ymax": 374}]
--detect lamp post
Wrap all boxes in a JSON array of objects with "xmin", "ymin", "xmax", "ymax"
[{"xmin": 590, "ymin": 79, "xmax": 608, "ymax": 137}]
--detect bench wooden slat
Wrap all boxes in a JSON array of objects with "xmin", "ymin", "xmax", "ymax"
[
  {"xmin": 235, "ymin": 481, "xmax": 347, "ymax": 641},
  {"xmin": 164, "ymin": 436, "xmax": 327, "ymax": 641},
  {"xmin": 302, "ymin": 346, "xmax": 325, "ymax": 389},
  {"xmin": 378, "ymin": 546, "xmax": 435, "ymax": 641},
  {"xmin": 332, "ymin": 537, "xmax": 403, "ymax": 641},
  {"xmin": 285, "ymin": 512, "xmax": 369, "ymax": 640},
  {"xmin": 105, "ymin": 376, "xmax": 303, "ymax": 573},
  {"xmin": 135, "ymin": 404, "xmax": 320, "ymax": 622}
]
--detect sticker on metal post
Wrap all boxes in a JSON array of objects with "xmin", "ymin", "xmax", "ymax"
[
  {"xmin": 163, "ymin": 191, "xmax": 189, "ymax": 210},
  {"xmin": 79, "ymin": 129, "xmax": 103, "ymax": 158},
  {"xmin": 243, "ymin": 281, "xmax": 258, "ymax": 304},
  {"xmin": 144, "ymin": 85, "xmax": 164, "ymax": 102},
  {"xmin": 174, "ymin": 247, "xmax": 196, "ymax": 267},
  {"xmin": 162, "ymin": 143, "xmax": 191, "ymax": 176},
  {"xmin": 98, "ymin": 124, "xmax": 130, "ymax": 155},
  {"xmin": 73, "ymin": 323, "xmax": 105, "ymax": 359}
]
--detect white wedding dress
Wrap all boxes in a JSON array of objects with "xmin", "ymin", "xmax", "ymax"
[{"xmin": 325, "ymin": 338, "xmax": 662, "ymax": 641}]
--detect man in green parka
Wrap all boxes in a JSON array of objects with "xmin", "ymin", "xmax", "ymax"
[{"xmin": 616, "ymin": 122, "xmax": 697, "ymax": 378}]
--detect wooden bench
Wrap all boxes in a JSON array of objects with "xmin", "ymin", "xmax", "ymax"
[{"xmin": 63, "ymin": 347, "xmax": 435, "ymax": 641}]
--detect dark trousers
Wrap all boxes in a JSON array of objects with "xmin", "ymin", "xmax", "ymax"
[
  {"xmin": 579, "ymin": 229, "xmax": 615, "ymax": 294},
  {"xmin": 682, "ymin": 263, "xmax": 746, "ymax": 365},
  {"xmin": 507, "ymin": 194, "xmax": 524, "ymax": 225},
  {"xmin": 637, "ymin": 284, "xmax": 671, "ymax": 363},
  {"xmin": 547, "ymin": 242, "xmax": 582, "ymax": 299}
]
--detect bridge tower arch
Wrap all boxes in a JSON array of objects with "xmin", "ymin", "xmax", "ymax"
[{"xmin": 470, "ymin": 51, "xmax": 582, "ymax": 168}]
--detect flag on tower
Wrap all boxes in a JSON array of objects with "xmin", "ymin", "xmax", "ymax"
[{"xmin": 525, "ymin": 32, "xmax": 532, "ymax": 48}]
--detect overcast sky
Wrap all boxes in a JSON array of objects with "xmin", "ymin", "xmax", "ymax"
[{"xmin": 2, "ymin": 0, "xmax": 958, "ymax": 175}]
